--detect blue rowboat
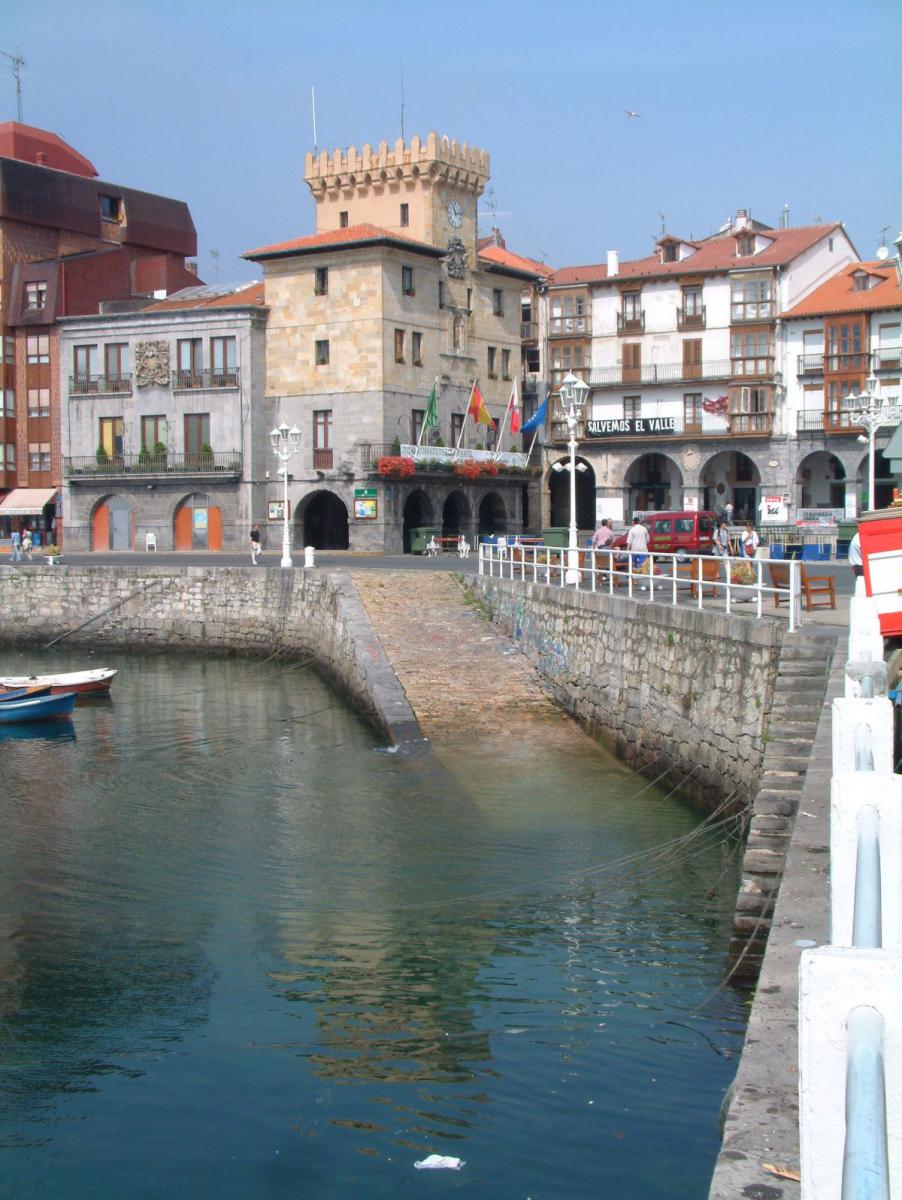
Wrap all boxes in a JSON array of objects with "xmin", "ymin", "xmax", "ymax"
[
  {"xmin": 0, "ymin": 685, "xmax": 53, "ymax": 703},
  {"xmin": 0, "ymin": 692, "xmax": 77, "ymax": 724}
]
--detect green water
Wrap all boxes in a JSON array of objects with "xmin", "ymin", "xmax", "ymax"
[{"xmin": 0, "ymin": 647, "xmax": 745, "ymax": 1198}]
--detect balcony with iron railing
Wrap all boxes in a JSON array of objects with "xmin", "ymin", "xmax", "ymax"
[
  {"xmin": 616, "ymin": 310, "xmax": 645, "ymax": 334},
  {"xmin": 70, "ymin": 373, "xmax": 133, "ymax": 396},
  {"xmin": 312, "ymin": 448, "xmax": 333, "ymax": 470},
  {"xmin": 730, "ymin": 299, "xmax": 775, "ymax": 322},
  {"xmin": 796, "ymin": 408, "xmax": 870, "ymax": 435},
  {"xmin": 172, "ymin": 368, "xmax": 240, "ymax": 391},
  {"xmin": 520, "ymin": 320, "xmax": 539, "ymax": 341},
  {"xmin": 676, "ymin": 305, "xmax": 706, "ymax": 330},
  {"xmin": 358, "ymin": 443, "xmax": 396, "ymax": 469},
  {"xmin": 797, "ymin": 347, "xmax": 902, "ymax": 376},
  {"xmin": 873, "ymin": 344, "xmax": 902, "ymax": 370},
  {"xmin": 549, "ymin": 315, "xmax": 588, "ymax": 337},
  {"xmin": 65, "ymin": 450, "xmax": 243, "ymax": 480},
  {"xmin": 585, "ymin": 358, "xmax": 733, "ymax": 389}
]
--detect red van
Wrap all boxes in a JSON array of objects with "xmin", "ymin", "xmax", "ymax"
[{"xmin": 613, "ymin": 511, "xmax": 717, "ymax": 560}]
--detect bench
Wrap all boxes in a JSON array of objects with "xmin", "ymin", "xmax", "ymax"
[{"xmin": 768, "ymin": 562, "xmax": 836, "ymax": 610}]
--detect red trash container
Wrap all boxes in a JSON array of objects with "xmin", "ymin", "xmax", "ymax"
[{"xmin": 859, "ymin": 503, "xmax": 902, "ymax": 637}]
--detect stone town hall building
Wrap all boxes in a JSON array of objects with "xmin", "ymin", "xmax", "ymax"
[{"xmin": 245, "ymin": 133, "xmax": 540, "ymax": 553}]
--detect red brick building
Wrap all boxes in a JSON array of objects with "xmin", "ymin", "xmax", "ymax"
[{"xmin": 0, "ymin": 122, "xmax": 200, "ymax": 544}]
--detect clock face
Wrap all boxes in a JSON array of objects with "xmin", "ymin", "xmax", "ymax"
[{"xmin": 447, "ymin": 200, "xmax": 463, "ymax": 228}]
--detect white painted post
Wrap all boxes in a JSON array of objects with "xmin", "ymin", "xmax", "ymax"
[
  {"xmin": 849, "ymin": 576, "xmax": 885, "ymax": 665},
  {"xmin": 831, "ymin": 774, "xmax": 902, "ymax": 948},
  {"xmin": 799, "ymin": 947, "xmax": 900, "ymax": 1197},
  {"xmin": 831, "ymin": 698, "xmax": 894, "ymax": 775}
]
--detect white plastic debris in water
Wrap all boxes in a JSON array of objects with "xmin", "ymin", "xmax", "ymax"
[{"xmin": 414, "ymin": 1154, "xmax": 465, "ymax": 1170}]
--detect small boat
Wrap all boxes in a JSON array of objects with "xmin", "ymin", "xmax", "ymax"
[
  {"xmin": 0, "ymin": 692, "xmax": 77, "ymax": 724},
  {"xmin": 0, "ymin": 668, "xmax": 117, "ymax": 696},
  {"xmin": 0, "ymin": 685, "xmax": 53, "ymax": 702}
]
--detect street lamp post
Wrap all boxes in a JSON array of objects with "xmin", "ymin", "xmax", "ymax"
[
  {"xmin": 270, "ymin": 422, "xmax": 301, "ymax": 568},
  {"xmin": 849, "ymin": 371, "xmax": 900, "ymax": 512},
  {"xmin": 558, "ymin": 371, "xmax": 590, "ymax": 584}
]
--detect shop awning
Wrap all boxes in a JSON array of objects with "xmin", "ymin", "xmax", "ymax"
[{"xmin": 0, "ymin": 488, "xmax": 58, "ymax": 516}]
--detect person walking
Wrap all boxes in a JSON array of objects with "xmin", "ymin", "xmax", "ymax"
[
  {"xmin": 713, "ymin": 520, "xmax": 731, "ymax": 558},
  {"xmin": 10, "ymin": 528, "xmax": 21, "ymax": 563},
  {"xmin": 249, "ymin": 523, "xmax": 262, "ymax": 565},
  {"xmin": 626, "ymin": 517, "xmax": 649, "ymax": 566},
  {"xmin": 848, "ymin": 530, "xmax": 863, "ymax": 578},
  {"xmin": 21, "ymin": 529, "xmax": 33, "ymax": 562},
  {"xmin": 591, "ymin": 519, "xmax": 614, "ymax": 549},
  {"xmin": 741, "ymin": 522, "xmax": 760, "ymax": 558}
]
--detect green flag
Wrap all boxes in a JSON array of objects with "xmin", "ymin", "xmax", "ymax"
[{"xmin": 423, "ymin": 379, "xmax": 438, "ymax": 430}]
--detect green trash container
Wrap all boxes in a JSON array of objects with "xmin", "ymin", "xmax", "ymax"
[
  {"xmin": 837, "ymin": 519, "xmax": 857, "ymax": 560},
  {"xmin": 409, "ymin": 526, "xmax": 441, "ymax": 555},
  {"xmin": 541, "ymin": 527, "xmax": 570, "ymax": 548}
]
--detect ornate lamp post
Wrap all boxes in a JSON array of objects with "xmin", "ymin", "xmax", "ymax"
[
  {"xmin": 558, "ymin": 371, "xmax": 590, "ymax": 584},
  {"xmin": 849, "ymin": 371, "xmax": 900, "ymax": 512},
  {"xmin": 270, "ymin": 422, "xmax": 301, "ymax": 567}
]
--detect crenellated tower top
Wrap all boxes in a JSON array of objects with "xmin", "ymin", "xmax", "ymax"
[{"xmin": 303, "ymin": 132, "xmax": 491, "ymax": 250}]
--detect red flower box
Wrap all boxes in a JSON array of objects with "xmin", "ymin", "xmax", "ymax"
[{"xmin": 376, "ymin": 455, "xmax": 416, "ymax": 479}]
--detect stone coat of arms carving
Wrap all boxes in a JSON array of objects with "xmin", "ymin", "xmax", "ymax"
[
  {"xmin": 445, "ymin": 237, "xmax": 468, "ymax": 280},
  {"xmin": 135, "ymin": 340, "xmax": 170, "ymax": 387}
]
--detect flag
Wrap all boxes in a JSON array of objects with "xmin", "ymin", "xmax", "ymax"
[
  {"xmin": 468, "ymin": 382, "xmax": 496, "ymax": 429},
  {"xmin": 423, "ymin": 379, "xmax": 438, "ymax": 430},
  {"xmin": 521, "ymin": 394, "xmax": 548, "ymax": 435},
  {"xmin": 507, "ymin": 381, "xmax": 520, "ymax": 434}
]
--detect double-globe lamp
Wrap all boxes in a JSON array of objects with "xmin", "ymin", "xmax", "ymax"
[
  {"xmin": 558, "ymin": 371, "xmax": 591, "ymax": 584},
  {"xmin": 270, "ymin": 422, "xmax": 301, "ymax": 568}
]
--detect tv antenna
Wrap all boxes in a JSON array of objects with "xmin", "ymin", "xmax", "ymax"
[
  {"xmin": 1, "ymin": 49, "xmax": 25, "ymax": 123},
  {"xmin": 400, "ymin": 58, "xmax": 405, "ymax": 141},
  {"xmin": 658, "ymin": 211, "xmax": 666, "ymax": 237},
  {"xmin": 311, "ymin": 86, "xmax": 317, "ymax": 155},
  {"xmin": 210, "ymin": 249, "xmax": 221, "ymax": 279}
]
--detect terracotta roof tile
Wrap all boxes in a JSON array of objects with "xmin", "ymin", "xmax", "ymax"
[
  {"xmin": 781, "ymin": 261, "xmax": 902, "ymax": 318},
  {"xmin": 477, "ymin": 244, "xmax": 553, "ymax": 278},
  {"xmin": 550, "ymin": 223, "xmax": 846, "ymax": 287},
  {"xmin": 143, "ymin": 281, "xmax": 265, "ymax": 312},
  {"xmin": 243, "ymin": 223, "xmax": 443, "ymax": 260}
]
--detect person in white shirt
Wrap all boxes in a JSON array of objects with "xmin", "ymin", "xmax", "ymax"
[
  {"xmin": 626, "ymin": 517, "xmax": 649, "ymax": 566},
  {"xmin": 848, "ymin": 531, "xmax": 863, "ymax": 578},
  {"xmin": 713, "ymin": 521, "xmax": 731, "ymax": 558},
  {"xmin": 741, "ymin": 523, "xmax": 760, "ymax": 558}
]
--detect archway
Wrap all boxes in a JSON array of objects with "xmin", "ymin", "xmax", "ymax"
[
  {"xmin": 174, "ymin": 493, "xmax": 222, "ymax": 551},
  {"xmin": 442, "ymin": 490, "xmax": 470, "ymax": 539},
  {"xmin": 857, "ymin": 449, "xmax": 897, "ymax": 511},
  {"xmin": 797, "ymin": 451, "xmax": 845, "ymax": 512},
  {"xmin": 302, "ymin": 490, "xmax": 349, "ymax": 550},
  {"xmin": 548, "ymin": 456, "xmax": 596, "ymax": 529},
  {"xmin": 402, "ymin": 489, "xmax": 434, "ymax": 554},
  {"xmin": 91, "ymin": 495, "xmax": 134, "ymax": 551},
  {"xmin": 478, "ymin": 491, "xmax": 507, "ymax": 536},
  {"xmin": 700, "ymin": 451, "xmax": 761, "ymax": 522},
  {"xmin": 624, "ymin": 453, "xmax": 682, "ymax": 515}
]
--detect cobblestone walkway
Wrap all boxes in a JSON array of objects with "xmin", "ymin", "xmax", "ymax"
[{"xmin": 350, "ymin": 570, "xmax": 587, "ymax": 751}]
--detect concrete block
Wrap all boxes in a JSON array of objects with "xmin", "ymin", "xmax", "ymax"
[{"xmin": 830, "ymin": 773, "xmax": 902, "ymax": 949}]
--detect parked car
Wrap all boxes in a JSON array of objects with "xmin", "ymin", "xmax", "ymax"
[{"xmin": 611, "ymin": 511, "xmax": 717, "ymax": 561}]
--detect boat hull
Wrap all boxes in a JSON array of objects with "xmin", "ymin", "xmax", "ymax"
[
  {"xmin": 0, "ymin": 692, "xmax": 77, "ymax": 724},
  {"xmin": 0, "ymin": 669, "xmax": 116, "ymax": 695}
]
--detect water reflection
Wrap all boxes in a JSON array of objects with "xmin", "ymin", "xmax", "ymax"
[{"xmin": 0, "ymin": 647, "xmax": 747, "ymax": 1199}]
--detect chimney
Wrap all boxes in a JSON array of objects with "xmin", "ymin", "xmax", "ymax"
[
  {"xmin": 185, "ymin": 260, "xmax": 198, "ymax": 275},
  {"xmin": 607, "ymin": 250, "xmax": 619, "ymax": 277},
  {"xmin": 734, "ymin": 209, "xmax": 749, "ymax": 231},
  {"xmin": 36, "ymin": 151, "xmax": 48, "ymax": 166}
]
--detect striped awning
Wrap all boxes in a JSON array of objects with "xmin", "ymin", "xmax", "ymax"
[{"xmin": 0, "ymin": 488, "xmax": 58, "ymax": 516}]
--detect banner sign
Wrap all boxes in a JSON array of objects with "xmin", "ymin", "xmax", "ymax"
[
  {"xmin": 400, "ymin": 444, "xmax": 528, "ymax": 468},
  {"xmin": 586, "ymin": 417, "xmax": 677, "ymax": 437}
]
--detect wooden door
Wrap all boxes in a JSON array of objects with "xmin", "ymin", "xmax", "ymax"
[
  {"xmin": 682, "ymin": 339, "xmax": 702, "ymax": 381},
  {"xmin": 92, "ymin": 503, "xmax": 109, "ymax": 551},
  {"xmin": 208, "ymin": 507, "xmax": 222, "ymax": 551},
  {"xmin": 623, "ymin": 343, "xmax": 641, "ymax": 384},
  {"xmin": 174, "ymin": 504, "xmax": 193, "ymax": 551}
]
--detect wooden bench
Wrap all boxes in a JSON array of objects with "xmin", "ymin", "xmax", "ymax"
[
  {"xmin": 680, "ymin": 557, "xmax": 722, "ymax": 598},
  {"xmin": 768, "ymin": 562, "xmax": 836, "ymax": 610}
]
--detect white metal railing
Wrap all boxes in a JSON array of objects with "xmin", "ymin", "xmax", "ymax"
[
  {"xmin": 478, "ymin": 542, "xmax": 803, "ymax": 631},
  {"xmin": 800, "ymin": 577, "xmax": 898, "ymax": 1196}
]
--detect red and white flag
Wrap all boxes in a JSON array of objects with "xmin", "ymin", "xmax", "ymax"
[{"xmin": 507, "ymin": 379, "xmax": 521, "ymax": 434}]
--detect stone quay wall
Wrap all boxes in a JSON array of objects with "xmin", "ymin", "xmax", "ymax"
[
  {"xmin": 0, "ymin": 566, "xmax": 420, "ymax": 745},
  {"xmin": 473, "ymin": 576, "xmax": 784, "ymax": 809}
]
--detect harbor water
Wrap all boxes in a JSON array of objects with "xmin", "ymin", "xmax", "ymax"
[{"xmin": 0, "ymin": 648, "xmax": 747, "ymax": 1199}]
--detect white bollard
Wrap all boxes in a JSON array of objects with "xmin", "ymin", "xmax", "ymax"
[
  {"xmin": 832, "ymin": 697, "xmax": 894, "ymax": 774},
  {"xmin": 830, "ymin": 773, "xmax": 902, "ymax": 948},
  {"xmin": 799, "ymin": 946, "xmax": 901, "ymax": 1197},
  {"xmin": 848, "ymin": 578, "xmax": 884, "ymax": 664},
  {"xmin": 304, "ymin": 546, "xmax": 315, "ymax": 569}
]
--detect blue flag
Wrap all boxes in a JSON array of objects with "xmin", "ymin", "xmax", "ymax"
[{"xmin": 521, "ymin": 394, "xmax": 548, "ymax": 435}]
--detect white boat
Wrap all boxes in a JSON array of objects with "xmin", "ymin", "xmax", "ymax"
[{"xmin": 0, "ymin": 668, "xmax": 117, "ymax": 695}]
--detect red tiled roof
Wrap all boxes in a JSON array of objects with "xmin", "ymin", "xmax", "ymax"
[
  {"xmin": 244, "ymin": 223, "xmax": 443, "ymax": 260},
  {"xmin": 782, "ymin": 261, "xmax": 902, "ymax": 318},
  {"xmin": 478, "ymin": 244, "xmax": 553, "ymax": 279},
  {"xmin": 143, "ymin": 282, "xmax": 266, "ymax": 312},
  {"xmin": 550, "ymin": 223, "xmax": 846, "ymax": 287}
]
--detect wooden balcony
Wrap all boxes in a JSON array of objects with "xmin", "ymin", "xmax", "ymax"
[
  {"xmin": 65, "ymin": 451, "xmax": 242, "ymax": 480},
  {"xmin": 520, "ymin": 320, "xmax": 539, "ymax": 341},
  {"xmin": 172, "ymin": 368, "xmax": 240, "ymax": 390},
  {"xmin": 70, "ymin": 373, "xmax": 132, "ymax": 396},
  {"xmin": 730, "ymin": 300, "xmax": 775, "ymax": 321},
  {"xmin": 676, "ymin": 305, "xmax": 706, "ymax": 330},
  {"xmin": 797, "ymin": 409, "xmax": 868, "ymax": 435},
  {"xmin": 549, "ymin": 315, "xmax": 588, "ymax": 337},
  {"xmin": 730, "ymin": 356, "xmax": 775, "ymax": 378},
  {"xmin": 312, "ymin": 448, "xmax": 333, "ymax": 470}
]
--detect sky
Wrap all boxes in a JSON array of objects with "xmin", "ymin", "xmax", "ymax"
[{"xmin": 4, "ymin": 0, "xmax": 901, "ymax": 285}]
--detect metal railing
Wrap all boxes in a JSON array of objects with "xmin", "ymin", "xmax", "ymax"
[
  {"xmin": 676, "ymin": 305, "xmax": 706, "ymax": 329},
  {"xmin": 617, "ymin": 310, "xmax": 645, "ymax": 333},
  {"xmin": 549, "ymin": 315, "xmax": 588, "ymax": 336},
  {"xmin": 520, "ymin": 320, "xmax": 539, "ymax": 340},
  {"xmin": 171, "ymin": 368, "xmax": 240, "ymax": 390},
  {"xmin": 478, "ymin": 543, "xmax": 802, "ymax": 631},
  {"xmin": 586, "ymin": 358, "xmax": 732, "ymax": 388},
  {"xmin": 65, "ymin": 451, "xmax": 243, "ymax": 478},
  {"xmin": 797, "ymin": 348, "xmax": 902, "ymax": 375},
  {"xmin": 358, "ymin": 443, "xmax": 397, "ymax": 469},
  {"xmin": 796, "ymin": 408, "xmax": 870, "ymax": 434},
  {"xmin": 69, "ymin": 373, "xmax": 132, "ymax": 395}
]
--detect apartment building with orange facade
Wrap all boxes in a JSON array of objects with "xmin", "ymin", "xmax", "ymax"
[{"xmin": 0, "ymin": 122, "xmax": 200, "ymax": 544}]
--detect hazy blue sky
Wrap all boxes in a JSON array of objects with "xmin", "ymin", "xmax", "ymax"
[{"xmin": 4, "ymin": 0, "xmax": 901, "ymax": 283}]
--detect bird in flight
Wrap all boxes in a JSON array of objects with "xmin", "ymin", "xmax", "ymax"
[{"xmin": 624, "ymin": 109, "xmax": 642, "ymax": 118}]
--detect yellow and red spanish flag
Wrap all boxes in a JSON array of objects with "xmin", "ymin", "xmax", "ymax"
[{"xmin": 468, "ymin": 381, "xmax": 496, "ymax": 429}]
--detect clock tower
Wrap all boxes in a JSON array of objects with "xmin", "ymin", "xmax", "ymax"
[{"xmin": 303, "ymin": 132, "xmax": 490, "ymax": 257}]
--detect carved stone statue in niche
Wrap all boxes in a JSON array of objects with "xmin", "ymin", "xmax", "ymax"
[
  {"xmin": 445, "ymin": 237, "xmax": 467, "ymax": 280},
  {"xmin": 135, "ymin": 340, "xmax": 170, "ymax": 387}
]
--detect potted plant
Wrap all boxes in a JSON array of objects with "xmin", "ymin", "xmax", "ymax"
[
  {"xmin": 95, "ymin": 444, "xmax": 109, "ymax": 465},
  {"xmin": 389, "ymin": 436, "xmax": 401, "ymax": 456},
  {"xmin": 376, "ymin": 455, "xmax": 416, "ymax": 480}
]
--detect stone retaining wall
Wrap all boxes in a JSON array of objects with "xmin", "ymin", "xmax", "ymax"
[
  {"xmin": 0, "ymin": 566, "xmax": 420, "ymax": 745},
  {"xmin": 473, "ymin": 576, "xmax": 784, "ymax": 809}
]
